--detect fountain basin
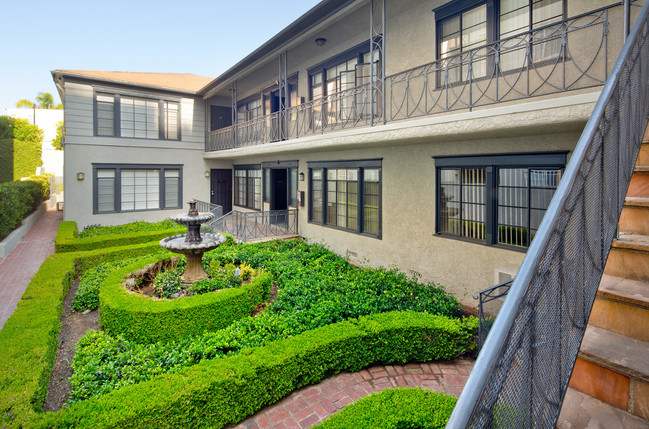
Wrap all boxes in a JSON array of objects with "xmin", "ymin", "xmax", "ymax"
[{"xmin": 160, "ymin": 232, "xmax": 227, "ymax": 282}]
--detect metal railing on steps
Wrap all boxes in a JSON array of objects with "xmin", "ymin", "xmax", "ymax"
[
  {"xmin": 209, "ymin": 209, "xmax": 298, "ymax": 242},
  {"xmin": 447, "ymin": 0, "xmax": 649, "ymax": 427}
]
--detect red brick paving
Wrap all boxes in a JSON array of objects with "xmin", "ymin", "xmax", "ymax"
[
  {"xmin": 0, "ymin": 207, "xmax": 62, "ymax": 330},
  {"xmin": 230, "ymin": 359, "xmax": 474, "ymax": 429}
]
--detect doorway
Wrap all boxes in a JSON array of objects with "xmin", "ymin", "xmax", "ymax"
[
  {"xmin": 210, "ymin": 169, "xmax": 232, "ymax": 214},
  {"xmin": 270, "ymin": 169, "xmax": 288, "ymax": 211}
]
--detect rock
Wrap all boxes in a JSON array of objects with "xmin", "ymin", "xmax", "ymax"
[{"xmin": 82, "ymin": 309, "xmax": 91, "ymax": 315}]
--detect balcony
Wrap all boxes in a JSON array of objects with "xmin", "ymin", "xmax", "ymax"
[{"xmin": 206, "ymin": 3, "xmax": 626, "ymax": 153}]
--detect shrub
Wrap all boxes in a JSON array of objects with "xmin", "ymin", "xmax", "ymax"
[
  {"xmin": 0, "ymin": 241, "xmax": 164, "ymax": 427},
  {"xmin": 55, "ymin": 220, "xmax": 186, "ymax": 253},
  {"xmin": 79, "ymin": 219, "xmax": 182, "ymax": 238},
  {"xmin": 0, "ymin": 116, "xmax": 13, "ymax": 183},
  {"xmin": 12, "ymin": 117, "xmax": 42, "ymax": 180},
  {"xmin": 98, "ymin": 255, "xmax": 273, "ymax": 344},
  {"xmin": 315, "ymin": 388, "xmax": 457, "ymax": 429},
  {"xmin": 67, "ymin": 240, "xmax": 471, "ymax": 402},
  {"xmin": 42, "ymin": 312, "xmax": 475, "ymax": 428},
  {"xmin": 0, "ymin": 178, "xmax": 49, "ymax": 239}
]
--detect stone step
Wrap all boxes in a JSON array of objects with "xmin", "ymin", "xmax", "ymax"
[
  {"xmin": 628, "ymin": 169, "xmax": 649, "ymax": 199},
  {"xmin": 604, "ymin": 234, "xmax": 649, "ymax": 282},
  {"xmin": 557, "ymin": 387, "xmax": 649, "ymax": 428},
  {"xmin": 637, "ymin": 142, "xmax": 649, "ymax": 166},
  {"xmin": 589, "ymin": 274, "xmax": 649, "ymax": 342},
  {"xmin": 620, "ymin": 197, "xmax": 649, "ymax": 235},
  {"xmin": 568, "ymin": 326, "xmax": 649, "ymax": 421}
]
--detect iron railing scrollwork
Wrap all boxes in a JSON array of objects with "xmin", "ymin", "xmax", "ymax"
[
  {"xmin": 206, "ymin": 3, "xmax": 629, "ymax": 153},
  {"xmin": 447, "ymin": 0, "xmax": 649, "ymax": 427},
  {"xmin": 473, "ymin": 279, "xmax": 514, "ymax": 353},
  {"xmin": 210, "ymin": 209, "xmax": 298, "ymax": 242}
]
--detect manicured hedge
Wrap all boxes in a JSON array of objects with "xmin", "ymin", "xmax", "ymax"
[
  {"xmin": 0, "ymin": 241, "xmax": 166, "ymax": 427},
  {"xmin": 0, "ymin": 116, "xmax": 13, "ymax": 183},
  {"xmin": 55, "ymin": 221, "xmax": 184, "ymax": 253},
  {"xmin": 99, "ymin": 256, "xmax": 272, "ymax": 343},
  {"xmin": 0, "ymin": 177, "xmax": 50, "ymax": 240},
  {"xmin": 38, "ymin": 311, "xmax": 476, "ymax": 428},
  {"xmin": 12, "ymin": 118, "xmax": 43, "ymax": 180},
  {"xmin": 315, "ymin": 388, "xmax": 457, "ymax": 428}
]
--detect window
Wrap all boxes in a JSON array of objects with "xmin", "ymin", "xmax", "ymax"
[
  {"xmin": 234, "ymin": 166, "xmax": 261, "ymax": 210},
  {"xmin": 309, "ymin": 159, "xmax": 381, "ymax": 237},
  {"xmin": 435, "ymin": 0, "xmax": 565, "ymax": 78},
  {"xmin": 237, "ymin": 98, "xmax": 262, "ymax": 122},
  {"xmin": 94, "ymin": 92, "xmax": 181, "ymax": 140},
  {"xmin": 435, "ymin": 153, "xmax": 565, "ymax": 249},
  {"xmin": 93, "ymin": 164, "xmax": 182, "ymax": 214}
]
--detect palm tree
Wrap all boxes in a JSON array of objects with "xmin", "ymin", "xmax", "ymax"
[
  {"xmin": 36, "ymin": 92, "xmax": 55, "ymax": 109},
  {"xmin": 16, "ymin": 99, "xmax": 35, "ymax": 108}
]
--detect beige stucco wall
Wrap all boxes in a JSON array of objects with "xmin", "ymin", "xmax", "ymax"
[{"xmin": 205, "ymin": 92, "xmax": 593, "ymax": 306}]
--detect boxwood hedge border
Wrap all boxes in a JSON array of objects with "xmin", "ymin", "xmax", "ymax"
[
  {"xmin": 54, "ymin": 221, "xmax": 184, "ymax": 253},
  {"xmin": 38, "ymin": 311, "xmax": 476, "ymax": 428},
  {"xmin": 99, "ymin": 256, "xmax": 272, "ymax": 344}
]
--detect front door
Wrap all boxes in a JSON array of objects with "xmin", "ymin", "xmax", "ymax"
[
  {"xmin": 210, "ymin": 106, "xmax": 232, "ymax": 131},
  {"xmin": 210, "ymin": 169, "xmax": 232, "ymax": 214}
]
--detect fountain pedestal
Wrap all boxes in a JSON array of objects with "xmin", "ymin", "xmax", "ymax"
[{"xmin": 159, "ymin": 201, "xmax": 227, "ymax": 283}]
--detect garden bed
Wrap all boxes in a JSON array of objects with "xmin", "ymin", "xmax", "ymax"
[{"xmin": 0, "ymin": 220, "xmax": 478, "ymax": 428}]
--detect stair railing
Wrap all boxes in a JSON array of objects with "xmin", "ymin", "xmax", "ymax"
[
  {"xmin": 210, "ymin": 209, "xmax": 298, "ymax": 241},
  {"xmin": 447, "ymin": 1, "xmax": 649, "ymax": 427}
]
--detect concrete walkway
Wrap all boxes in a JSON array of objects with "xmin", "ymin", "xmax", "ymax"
[
  {"xmin": 0, "ymin": 207, "xmax": 62, "ymax": 330},
  {"xmin": 231, "ymin": 360, "xmax": 474, "ymax": 429}
]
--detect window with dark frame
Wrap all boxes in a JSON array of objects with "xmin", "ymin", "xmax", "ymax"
[
  {"xmin": 93, "ymin": 165, "xmax": 182, "ymax": 214},
  {"xmin": 435, "ymin": 0, "xmax": 565, "ymax": 79},
  {"xmin": 308, "ymin": 160, "xmax": 381, "ymax": 238},
  {"xmin": 234, "ymin": 166, "xmax": 261, "ymax": 210},
  {"xmin": 94, "ymin": 92, "xmax": 181, "ymax": 140},
  {"xmin": 435, "ymin": 153, "xmax": 565, "ymax": 249}
]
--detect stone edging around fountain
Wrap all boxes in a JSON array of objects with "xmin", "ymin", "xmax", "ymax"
[{"xmin": 98, "ymin": 255, "xmax": 272, "ymax": 344}]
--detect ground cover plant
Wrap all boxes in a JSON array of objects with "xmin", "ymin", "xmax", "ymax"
[
  {"xmin": 68, "ymin": 239, "xmax": 469, "ymax": 404},
  {"xmin": 315, "ymin": 387, "xmax": 457, "ymax": 428}
]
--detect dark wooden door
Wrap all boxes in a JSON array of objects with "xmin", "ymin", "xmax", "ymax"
[
  {"xmin": 210, "ymin": 106, "xmax": 232, "ymax": 131},
  {"xmin": 210, "ymin": 169, "xmax": 232, "ymax": 214}
]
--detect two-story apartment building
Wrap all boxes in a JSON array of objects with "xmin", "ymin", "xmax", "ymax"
[{"xmin": 52, "ymin": 0, "xmax": 632, "ymax": 305}]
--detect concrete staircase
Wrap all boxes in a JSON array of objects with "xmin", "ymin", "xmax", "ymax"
[{"xmin": 557, "ymin": 137, "xmax": 649, "ymax": 427}]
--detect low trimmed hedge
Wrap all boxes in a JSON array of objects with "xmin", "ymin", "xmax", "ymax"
[
  {"xmin": 315, "ymin": 387, "xmax": 457, "ymax": 428},
  {"xmin": 55, "ymin": 221, "xmax": 184, "ymax": 253},
  {"xmin": 99, "ymin": 256, "xmax": 272, "ymax": 343},
  {"xmin": 0, "ymin": 241, "xmax": 167, "ymax": 427},
  {"xmin": 39, "ymin": 311, "xmax": 476, "ymax": 428}
]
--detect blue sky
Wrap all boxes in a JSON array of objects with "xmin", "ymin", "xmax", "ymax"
[{"xmin": 0, "ymin": 0, "xmax": 321, "ymax": 112}]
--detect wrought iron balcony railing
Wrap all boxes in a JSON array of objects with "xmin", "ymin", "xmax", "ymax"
[
  {"xmin": 207, "ymin": 2, "xmax": 627, "ymax": 152},
  {"xmin": 209, "ymin": 209, "xmax": 298, "ymax": 242}
]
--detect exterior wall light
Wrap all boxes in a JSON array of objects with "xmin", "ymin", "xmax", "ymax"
[
  {"xmin": 205, "ymin": 171, "xmax": 210, "ymax": 178},
  {"xmin": 299, "ymin": 172, "xmax": 305, "ymax": 181},
  {"xmin": 315, "ymin": 38, "xmax": 327, "ymax": 47},
  {"xmin": 77, "ymin": 172, "xmax": 85, "ymax": 181}
]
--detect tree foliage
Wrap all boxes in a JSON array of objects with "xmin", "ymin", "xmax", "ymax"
[
  {"xmin": 0, "ymin": 116, "xmax": 13, "ymax": 183},
  {"xmin": 12, "ymin": 118, "xmax": 43, "ymax": 180},
  {"xmin": 52, "ymin": 121, "xmax": 64, "ymax": 150},
  {"xmin": 15, "ymin": 99, "xmax": 34, "ymax": 108}
]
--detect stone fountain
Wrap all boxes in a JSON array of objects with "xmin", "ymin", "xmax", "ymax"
[{"xmin": 159, "ymin": 200, "xmax": 227, "ymax": 283}]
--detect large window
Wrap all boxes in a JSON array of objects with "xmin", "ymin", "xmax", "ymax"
[
  {"xmin": 93, "ymin": 164, "xmax": 182, "ymax": 214},
  {"xmin": 436, "ymin": 0, "xmax": 565, "ymax": 79},
  {"xmin": 435, "ymin": 153, "xmax": 565, "ymax": 249},
  {"xmin": 308, "ymin": 159, "xmax": 381, "ymax": 237},
  {"xmin": 234, "ymin": 166, "xmax": 261, "ymax": 210},
  {"xmin": 95, "ymin": 92, "xmax": 181, "ymax": 140}
]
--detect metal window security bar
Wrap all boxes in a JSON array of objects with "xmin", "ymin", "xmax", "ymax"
[
  {"xmin": 207, "ymin": 2, "xmax": 630, "ymax": 153},
  {"xmin": 447, "ymin": 0, "xmax": 649, "ymax": 427}
]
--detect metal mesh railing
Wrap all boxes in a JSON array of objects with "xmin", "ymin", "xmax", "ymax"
[
  {"xmin": 193, "ymin": 199, "xmax": 223, "ymax": 219},
  {"xmin": 210, "ymin": 209, "xmax": 298, "ymax": 242},
  {"xmin": 447, "ymin": 1, "xmax": 649, "ymax": 427}
]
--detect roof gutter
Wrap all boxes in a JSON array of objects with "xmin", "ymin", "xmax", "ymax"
[{"xmin": 199, "ymin": 0, "xmax": 358, "ymax": 98}]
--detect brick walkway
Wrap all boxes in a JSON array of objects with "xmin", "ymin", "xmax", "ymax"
[
  {"xmin": 0, "ymin": 207, "xmax": 62, "ymax": 330},
  {"xmin": 232, "ymin": 359, "xmax": 474, "ymax": 429}
]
